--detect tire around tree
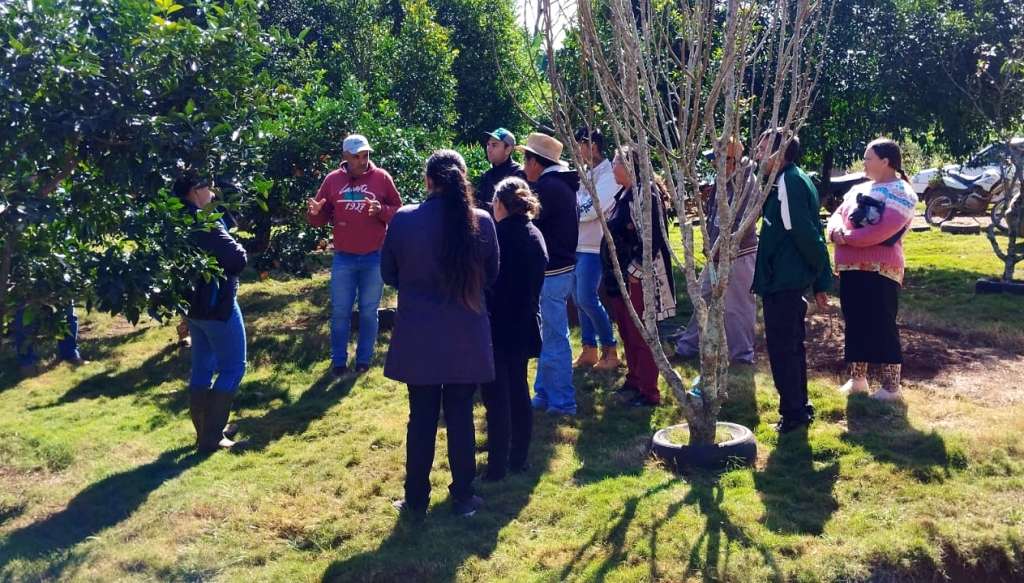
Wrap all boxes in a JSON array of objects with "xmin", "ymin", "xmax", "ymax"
[{"xmin": 651, "ymin": 422, "xmax": 757, "ymax": 470}]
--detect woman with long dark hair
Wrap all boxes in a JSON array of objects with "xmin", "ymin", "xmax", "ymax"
[
  {"xmin": 481, "ymin": 177, "xmax": 547, "ymax": 481},
  {"xmin": 381, "ymin": 150, "xmax": 500, "ymax": 518},
  {"xmin": 827, "ymin": 138, "xmax": 918, "ymax": 401}
]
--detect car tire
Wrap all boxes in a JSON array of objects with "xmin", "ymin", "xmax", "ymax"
[{"xmin": 651, "ymin": 422, "xmax": 757, "ymax": 470}]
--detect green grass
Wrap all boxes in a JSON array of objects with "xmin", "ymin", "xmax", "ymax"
[{"xmin": 1, "ymin": 228, "xmax": 1023, "ymax": 582}]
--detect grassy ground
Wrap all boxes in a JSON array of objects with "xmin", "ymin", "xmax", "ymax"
[{"xmin": 1, "ymin": 228, "xmax": 1023, "ymax": 582}]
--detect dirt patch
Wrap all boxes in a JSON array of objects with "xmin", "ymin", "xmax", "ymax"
[{"xmin": 766, "ymin": 313, "xmax": 1024, "ymax": 406}]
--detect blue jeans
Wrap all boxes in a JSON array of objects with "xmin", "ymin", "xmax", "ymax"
[
  {"xmin": 189, "ymin": 301, "xmax": 247, "ymax": 394},
  {"xmin": 14, "ymin": 304, "xmax": 80, "ymax": 366},
  {"xmin": 533, "ymin": 271, "xmax": 576, "ymax": 415},
  {"xmin": 331, "ymin": 250, "xmax": 384, "ymax": 368},
  {"xmin": 573, "ymin": 252, "xmax": 616, "ymax": 348}
]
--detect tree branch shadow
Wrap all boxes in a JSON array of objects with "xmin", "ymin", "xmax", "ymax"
[{"xmin": 0, "ymin": 446, "xmax": 201, "ymax": 580}]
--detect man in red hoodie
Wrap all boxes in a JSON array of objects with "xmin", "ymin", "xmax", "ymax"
[{"xmin": 307, "ymin": 134, "xmax": 402, "ymax": 376}]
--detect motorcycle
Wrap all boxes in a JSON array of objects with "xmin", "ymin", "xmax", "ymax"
[{"xmin": 923, "ymin": 166, "xmax": 1005, "ymax": 226}]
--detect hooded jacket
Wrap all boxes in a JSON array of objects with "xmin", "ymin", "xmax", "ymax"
[
  {"xmin": 531, "ymin": 165, "xmax": 580, "ymax": 276},
  {"xmin": 476, "ymin": 157, "xmax": 526, "ymax": 212}
]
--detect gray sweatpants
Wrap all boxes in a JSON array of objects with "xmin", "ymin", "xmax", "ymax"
[{"xmin": 675, "ymin": 252, "xmax": 757, "ymax": 364}]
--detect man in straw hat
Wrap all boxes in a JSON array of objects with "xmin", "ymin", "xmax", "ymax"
[{"xmin": 518, "ymin": 132, "xmax": 581, "ymax": 416}]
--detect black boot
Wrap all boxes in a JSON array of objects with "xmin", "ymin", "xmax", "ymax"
[
  {"xmin": 188, "ymin": 389, "xmax": 209, "ymax": 446},
  {"xmin": 199, "ymin": 391, "xmax": 236, "ymax": 452}
]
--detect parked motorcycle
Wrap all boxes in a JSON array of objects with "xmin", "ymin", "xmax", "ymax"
[{"xmin": 923, "ymin": 166, "xmax": 1005, "ymax": 226}]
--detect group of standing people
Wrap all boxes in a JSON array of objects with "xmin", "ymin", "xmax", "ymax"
[{"xmin": 175, "ymin": 125, "xmax": 917, "ymax": 516}]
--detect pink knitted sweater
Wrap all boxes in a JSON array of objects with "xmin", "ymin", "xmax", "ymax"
[{"xmin": 826, "ymin": 179, "xmax": 918, "ymax": 284}]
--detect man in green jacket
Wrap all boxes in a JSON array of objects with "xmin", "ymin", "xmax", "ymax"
[{"xmin": 752, "ymin": 129, "xmax": 833, "ymax": 434}]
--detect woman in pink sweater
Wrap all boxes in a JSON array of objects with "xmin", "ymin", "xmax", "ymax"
[{"xmin": 826, "ymin": 138, "xmax": 918, "ymax": 401}]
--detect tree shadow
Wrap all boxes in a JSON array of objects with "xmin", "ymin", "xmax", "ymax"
[
  {"xmin": 319, "ymin": 402, "xmax": 558, "ymax": 582},
  {"xmin": 0, "ymin": 446, "xmax": 201, "ymax": 579},
  {"xmin": 753, "ymin": 429, "xmax": 840, "ymax": 535},
  {"xmin": 842, "ymin": 395, "xmax": 956, "ymax": 482},
  {"xmin": 680, "ymin": 475, "xmax": 784, "ymax": 582},
  {"xmin": 232, "ymin": 372, "xmax": 356, "ymax": 452},
  {"xmin": 31, "ymin": 344, "xmax": 187, "ymax": 410},
  {"xmin": 555, "ymin": 478, "xmax": 677, "ymax": 582}
]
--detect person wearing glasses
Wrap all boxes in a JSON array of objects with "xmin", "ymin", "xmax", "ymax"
[{"xmin": 675, "ymin": 137, "xmax": 759, "ymax": 364}]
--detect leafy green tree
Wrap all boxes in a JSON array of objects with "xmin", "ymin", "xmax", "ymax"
[{"xmin": 0, "ymin": 0, "xmax": 270, "ymax": 335}]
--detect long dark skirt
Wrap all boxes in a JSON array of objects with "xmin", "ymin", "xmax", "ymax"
[{"xmin": 839, "ymin": 270, "xmax": 902, "ymax": 364}]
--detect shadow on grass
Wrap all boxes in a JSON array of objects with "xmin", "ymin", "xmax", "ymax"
[
  {"xmin": 754, "ymin": 428, "xmax": 840, "ymax": 536},
  {"xmin": 680, "ymin": 475, "xmax": 784, "ymax": 582},
  {"xmin": 842, "ymin": 395, "xmax": 958, "ymax": 482},
  {"xmin": 32, "ymin": 344, "xmax": 187, "ymax": 410},
  {"xmin": 232, "ymin": 372, "xmax": 356, "ymax": 452},
  {"xmin": 0, "ymin": 446, "xmax": 201, "ymax": 579},
  {"xmin": 319, "ymin": 401, "xmax": 558, "ymax": 582}
]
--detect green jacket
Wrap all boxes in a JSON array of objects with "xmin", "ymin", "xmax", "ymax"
[{"xmin": 752, "ymin": 163, "xmax": 833, "ymax": 296}]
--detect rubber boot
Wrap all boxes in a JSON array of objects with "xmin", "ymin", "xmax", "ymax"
[
  {"xmin": 188, "ymin": 389, "xmax": 209, "ymax": 446},
  {"xmin": 199, "ymin": 391, "xmax": 236, "ymax": 452}
]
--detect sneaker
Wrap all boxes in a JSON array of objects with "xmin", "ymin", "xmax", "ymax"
[
  {"xmin": 774, "ymin": 417, "xmax": 812, "ymax": 434},
  {"xmin": 392, "ymin": 499, "xmax": 426, "ymax": 521},
  {"xmin": 452, "ymin": 495, "xmax": 484, "ymax": 517},
  {"xmin": 354, "ymin": 363, "xmax": 370, "ymax": 374},
  {"xmin": 839, "ymin": 377, "xmax": 869, "ymax": 395},
  {"xmin": 332, "ymin": 365, "xmax": 348, "ymax": 378},
  {"xmin": 870, "ymin": 388, "xmax": 903, "ymax": 402},
  {"xmin": 64, "ymin": 356, "xmax": 89, "ymax": 366}
]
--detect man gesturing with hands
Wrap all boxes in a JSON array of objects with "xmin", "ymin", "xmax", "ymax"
[{"xmin": 308, "ymin": 134, "xmax": 402, "ymax": 376}]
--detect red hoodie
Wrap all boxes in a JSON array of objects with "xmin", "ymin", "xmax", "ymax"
[{"xmin": 307, "ymin": 162, "xmax": 403, "ymax": 255}]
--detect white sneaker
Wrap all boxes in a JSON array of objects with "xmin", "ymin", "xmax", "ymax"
[
  {"xmin": 839, "ymin": 377, "xmax": 869, "ymax": 395},
  {"xmin": 870, "ymin": 388, "xmax": 903, "ymax": 402}
]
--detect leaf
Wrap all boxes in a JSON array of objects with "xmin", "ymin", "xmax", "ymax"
[
  {"xmin": 297, "ymin": 27, "xmax": 311, "ymax": 43},
  {"xmin": 166, "ymin": 4, "xmax": 183, "ymax": 15},
  {"xmin": 184, "ymin": 98, "xmax": 195, "ymax": 116}
]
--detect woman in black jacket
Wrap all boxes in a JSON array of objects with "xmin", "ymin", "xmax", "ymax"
[
  {"xmin": 481, "ymin": 177, "xmax": 548, "ymax": 481},
  {"xmin": 173, "ymin": 172, "xmax": 247, "ymax": 453}
]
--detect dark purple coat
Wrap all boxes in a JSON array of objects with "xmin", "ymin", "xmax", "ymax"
[{"xmin": 381, "ymin": 196, "xmax": 500, "ymax": 385}]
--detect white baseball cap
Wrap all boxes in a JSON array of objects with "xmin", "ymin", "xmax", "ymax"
[{"xmin": 343, "ymin": 134, "xmax": 373, "ymax": 155}]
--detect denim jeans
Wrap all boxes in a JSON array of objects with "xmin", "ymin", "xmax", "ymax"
[
  {"xmin": 14, "ymin": 304, "xmax": 80, "ymax": 366},
  {"xmin": 331, "ymin": 250, "xmax": 384, "ymax": 368},
  {"xmin": 573, "ymin": 252, "xmax": 616, "ymax": 348},
  {"xmin": 533, "ymin": 271, "xmax": 576, "ymax": 415},
  {"xmin": 188, "ymin": 301, "xmax": 247, "ymax": 394}
]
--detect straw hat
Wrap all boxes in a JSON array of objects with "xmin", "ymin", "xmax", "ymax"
[{"xmin": 516, "ymin": 132, "xmax": 567, "ymax": 166}]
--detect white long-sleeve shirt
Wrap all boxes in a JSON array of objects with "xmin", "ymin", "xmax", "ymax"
[{"xmin": 576, "ymin": 159, "xmax": 620, "ymax": 254}]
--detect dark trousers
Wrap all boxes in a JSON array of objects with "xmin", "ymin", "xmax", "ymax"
[
  {"xmin": 762, "ymin": 290, "xmax": 812, "ymax": 422},
  {"xmin": 481, "ymin": 349, "xmax": 533, "ymax": 477},
  {"xmin": 404, "ymin": 383, "xmax": 477, "ymax": 510},
  {"xmin": 839, "ymin": 270, "xmax": 902, "ymax": 364},
  {"xmin": 609, "ymin": 279, "xmax": 661, "ymax": 403}
]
